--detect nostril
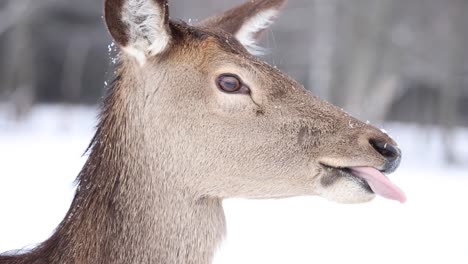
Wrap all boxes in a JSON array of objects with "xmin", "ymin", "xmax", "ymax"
[{"xmin": 369, "ymin": 139, "xmax": 401, "ymax": 162}]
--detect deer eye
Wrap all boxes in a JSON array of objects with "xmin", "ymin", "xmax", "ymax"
[{"xmin": 216, "ymin": 74, "xmax": 250, "ymax": 94}]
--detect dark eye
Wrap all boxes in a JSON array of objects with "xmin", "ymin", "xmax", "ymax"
[{"xmin": 216, "ymin": 74, "xmax": 250, "ymax": 94}]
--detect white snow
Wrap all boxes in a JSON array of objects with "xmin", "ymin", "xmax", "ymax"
[{"xmin": 0, "ymin": 105, "xmax": 467, "ymax": 264}]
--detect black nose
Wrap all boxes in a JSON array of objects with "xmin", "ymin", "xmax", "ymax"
[{"xmin": 369, "ymin": 139, "xmax": 401, "ymax": 173}]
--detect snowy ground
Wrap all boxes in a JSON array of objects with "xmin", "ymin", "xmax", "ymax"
[{"xmin": 0, "ymin": 105, "xmax": 467, "ymax": 264}]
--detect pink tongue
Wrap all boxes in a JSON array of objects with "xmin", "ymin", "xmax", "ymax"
[{"xmin": 350, "ymin": 167, "xmax": 406, "ymax": 203}]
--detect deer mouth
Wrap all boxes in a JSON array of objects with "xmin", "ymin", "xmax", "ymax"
[{"xmin": 321, "ymin": 164, "xmax": 406, "ymax": 203}]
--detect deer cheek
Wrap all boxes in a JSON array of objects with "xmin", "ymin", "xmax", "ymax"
[{"xmin": 210, "ymin": 91, "xmax": 255, "ymax": 115}]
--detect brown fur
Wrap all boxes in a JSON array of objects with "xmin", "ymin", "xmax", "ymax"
[
  {"xmin": 0, "ymin": 1, "xmax": 400, "ymax": 263},
  {"xmin": 199, "ymin": 0, "xmax": 287, "ymax": 38}
]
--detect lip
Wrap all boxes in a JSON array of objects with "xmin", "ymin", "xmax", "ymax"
[
  {"xmin": 320, "ymin": 163, "xmax": 407, "ymax": 203},
  {"xmin": 320, "ymin": 164, "xmax": 374, "ymax": 193}
]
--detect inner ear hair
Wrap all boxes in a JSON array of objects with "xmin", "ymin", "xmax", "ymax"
[
  {"xmin": 235, "ymin": 8, "xmax": 280, "ymax": 55},
  {"xmin": 105, "ymin": 0, "xmax": 171, "ymax": 65},
  {"xmin": 199, "ymin": 0, "xmax": 286, "ymax": 55}
]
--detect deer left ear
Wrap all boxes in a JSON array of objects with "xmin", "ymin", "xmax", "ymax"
[
  {"xmin": 200, "ymin": 0, "xmax": 286, "ymax": 55},
  {"xmin": 105, "ymin": 0, "xmax": 171, "ymax": 65}
]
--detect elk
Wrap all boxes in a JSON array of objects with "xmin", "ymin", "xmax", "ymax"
[{"xmin": 0, "ymin": 0, "xmax": 406, "ymax": 263}]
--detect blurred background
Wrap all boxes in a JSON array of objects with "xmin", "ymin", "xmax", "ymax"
[
  {"xmin": 1, "ymin": 0, "xmax": 467, "ymax": 162},
  {"xmin": 0, "ymin": 0, "xmax": 467, "ymax": 264}
]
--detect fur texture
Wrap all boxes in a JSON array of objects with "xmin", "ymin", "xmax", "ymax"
[
  {"xmin": 200, "ymin": 0, "xmax": 287, "ymax": 56},
  {"xmin": 0, "ymin": 0, "xmax": 401, "ymax": 263},
  {"xmin": 107, "ymin": 0, "xmax": 171, "ymax": 65},
  {"xmin": 235, "ymin": 9, "xmax": 279, "ymax": 55}
]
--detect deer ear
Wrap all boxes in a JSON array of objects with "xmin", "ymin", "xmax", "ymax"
[
  {"xmin": 105, "ymin": 0, "xmax": 171, "ymax": 65},
  {"xmin": 200, "ymin": 0, "xmax": 286, "ymax": 55}
]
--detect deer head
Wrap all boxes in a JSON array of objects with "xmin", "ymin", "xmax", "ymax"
[
  {"xmin": 104, "ymin": 0, "xmax": 405, "ymax": 204},
  {"xmin": 0, "ymin": 1, "xmax": 408, "ymax": 263}
]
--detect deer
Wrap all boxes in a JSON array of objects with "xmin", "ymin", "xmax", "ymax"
[{"xmin": 0, "ymin": 0, "xmax": 406, "ymax": 263}]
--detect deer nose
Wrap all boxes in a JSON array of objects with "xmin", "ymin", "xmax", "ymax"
[{"xmin": 369, "ymin": 139, "xmax": 401, "ymax": 173}]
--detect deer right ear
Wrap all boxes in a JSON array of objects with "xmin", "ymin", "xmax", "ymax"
[
  {"xmin": 199, "ymin": 0, "xmax": 286, "ymax": 56},
  {"xmin": 105, "ymin": 0, "xmax": 171, "ymax": 65}
]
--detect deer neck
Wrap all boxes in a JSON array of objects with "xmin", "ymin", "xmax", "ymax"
[{"xmin": 35, "ymin": 79, "xmax": 226, "ymax": 264}]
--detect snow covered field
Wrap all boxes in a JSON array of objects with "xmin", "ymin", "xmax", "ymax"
[{"xmin": 0, "ymin": 105, "xmax": 467, "ymax": 264}]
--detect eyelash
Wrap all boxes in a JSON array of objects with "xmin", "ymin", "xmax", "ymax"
[{"xmin": 216, "ymin": 74, "xmax": 251, "ymax": 95}]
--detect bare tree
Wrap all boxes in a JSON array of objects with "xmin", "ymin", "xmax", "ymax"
[
  {"xmin": 1, "ymin": 0, "xmax": 36, "ymax": 119},
  {"xmin": 0, "ymin": 0, "xmax": 33, "ymax": 37},
  {"xmin": 1, "ymin": 0, "xmax": 82, "ymax": 119},
  {"xmin": 341, "ymin": 0, "xmax": 396, "ymax": 121},
  {"xmin": 308, "ymin": 0, "xmax": 337, "ymax": 101},
  {"xmin": 439, "ymin": 0, "xmax": 466, "ymax": 164}
]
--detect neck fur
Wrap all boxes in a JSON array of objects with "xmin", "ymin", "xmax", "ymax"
[{"xmin": 1, "ymin": 72, "xmax": 226, "ymax": 264}]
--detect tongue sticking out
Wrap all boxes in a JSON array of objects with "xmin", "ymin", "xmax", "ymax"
[{"xmin": 350, "ymin": 167, "xmax": 406, "ymax": 203}]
